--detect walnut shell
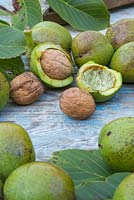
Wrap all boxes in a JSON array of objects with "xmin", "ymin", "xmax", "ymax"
[
  {"xmin": 10, "ymin": 72, "xmax": 44, "ymax": 105},
  {"xmin": 60, "ymin": 87, "xmax": 96, "ymax": 120},
  {"xmin": 40, "ymin": 49, "xmax": 72, "ymax": 80}
]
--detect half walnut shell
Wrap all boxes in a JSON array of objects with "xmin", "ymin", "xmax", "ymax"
[{"xmin": 77, "ymin": 61, "xmax": 122, "ymax": 102}]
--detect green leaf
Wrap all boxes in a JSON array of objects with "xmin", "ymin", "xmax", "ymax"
[
  {"xmin": 50, "ymin": 150, "xmax": 112, "ymax": 184},
  {"xmin": 0, "ymin": 178, "xmax": 3, "ymax": 199},
  {"xmin": 0, "ymin": 20, "xmax": 9, "ymax": 26},
  {"xmin": 50, "ymin": 149, "xmax": 130, "ymax": 200},
  {"xmin": 75, "ymin": 172, "xmax": 130, "ymax": 200},
  {"xmin": 11, "ymin": 0, "xmax": 43, "ymax": 30},
  {"xmin": 46, "ymin": 0, "xmax": 110, "ymax": 31},
  {"xmin": 0, "ymin": 24, "xmax": 26, "ymax": 59},
  {"xmin": 0, "ymin": 56, "xmax": 25, "ymax": 81}
]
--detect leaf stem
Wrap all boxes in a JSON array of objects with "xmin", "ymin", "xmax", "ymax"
[{"xmin": 24, "ymin": 27, "xmax": 35, "ymax": 58}]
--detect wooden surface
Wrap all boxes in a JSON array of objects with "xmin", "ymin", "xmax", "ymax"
[
  {"xmin": 0, "ymin": 3, "xmax": 134, "ymax": 161},
  {"xmin": 0, "ymin": 84, "xmax": 134, "ymax": 161},
  {"xmin": 104, "ymin": 0, "xmax": 133, "ymax": 9}
]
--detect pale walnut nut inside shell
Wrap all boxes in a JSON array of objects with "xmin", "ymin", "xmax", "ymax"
[
  {"xmin": 40, "ymin": 49, "xmax": 72, "ymax": 80},
  {"xmin": 10, "ymin": 72, "xmax": 44, "ymax": 105},
  {"xmin": 60, "ymin": 87, "xmax": 96, "ymax": 120}
]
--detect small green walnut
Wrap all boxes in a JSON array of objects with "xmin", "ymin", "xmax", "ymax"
[
  {"xmin": 110, "ymin": 42, "xmax": 134, "ymax": 83},
  {"xmin": 10, "ymin": 72, "xmax": 44, "ymax": 105},
  {"xmin": 0, "ymin": 71, "xmax": 10, "ymax": 111},
  {"xmin": 72, "ymin": 31, "xmax": 114, "ymax": 67},
  {"xmin": 4, "ymin": 162, "xmax": 76, "ymax": 200},
  {"xmin": 30, "ymin": 43, "xmax": 74, "ymax": 88},
  {"xmin": 32, "ymin": 21, "xmax": 72, "ymax": 51},
  {"xmin": 0, "ymin": 122, "xmax": 35, "ymax": 182},
  {"xmin": 98, "ymin": 117, "xmax": 134, "ymax": 172},
  {"xmin": 106, "ymin": 18, "xmax": 134, "ymax": 50},
  {"xmin": 77, "ymin": 61, "xmax": 122, "ymax": 102},
  {"xmin": 113, "ymin": 174, "xmax": 134, "ymax": 200},
  {"xmin": 60, "ymin": 87, "xmax": 96, "ymax": 120}
]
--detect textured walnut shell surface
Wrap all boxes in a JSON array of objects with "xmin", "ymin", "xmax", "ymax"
[
  {"xmin": 60, "ymin": 87, "xmax": 96, "ymax": 120},
  {"xmin": 10, "ymin": 72, "xmax": 44, "ymax": 105},
  {"xmin": 40, "ymin": 49, "xmax": 72, "ymax": 80}
]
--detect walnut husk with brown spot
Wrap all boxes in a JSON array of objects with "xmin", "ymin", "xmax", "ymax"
[
  {"xmin": 10, "ymin": 72, "xmax": 44, "ymax": 105},
  {"xmin": 60, "ymin": 87, "xmax": 96, "ymax": 120},
  {"xmin": 106, "ymin": 18, "xmax": 134, "ymax": 50}
]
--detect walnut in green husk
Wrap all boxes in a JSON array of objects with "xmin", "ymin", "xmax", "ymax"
[
  {"xmin": 32, "ymin": 21, "xmax": 72, "ymax": 51},
  {"xmin": 40, "ymin": 49, "xmax": 72, "ymax": 80},
  {"xmin": 0, "ymin": 71, "xmax": 10, "ymax": 110},
  {"xmin": 106, "ymin": 18, "xmax": 134, "ymax": 50},
  {"xmin": 30, "ymin": 43, "xmax": 74, "ymax": 88},
  {"xmin": 99, "ymin": 117, "xmax": 134, "ymax": 172},
  {"xmin": 0, "ymin": 122, "xmax": 35, "ymax": 182},
  {"xmin": 72, "ymin": 31, "xmax": 114, "ymax": 67},
  {"xmin": 110, "ymin": 42, "xmax": 134, "ymax": 83},
  {"xmin": 4, "ymin": 162, "xmax": 76, "ymax": 200},
  {"xmin": 113, "ymin": 174, "xmax": 134, "ymax": 200}
]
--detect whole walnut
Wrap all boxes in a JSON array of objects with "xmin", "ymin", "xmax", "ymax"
[
  {"xmin": 30, "ymin": 43, "xmax": 74, "ymax": 88},
  {"xmin": 40, "ymin": 49, "xmax": 72, "ymax": 80},
  {"xmin": 10, "ymin": 72, "xmax": 44, "ymax": 105},
  {"xmin": 60, "ymin": 87, "xmax": 96, "ymax": 120}
]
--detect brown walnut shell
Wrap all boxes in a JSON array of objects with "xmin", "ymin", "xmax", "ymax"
[
  {"xmin": 40, "ymin": 49, "xmax": 72, "ymax": 80},
  {"xmin": 10, "ymin": 72, "xmax": 44, "ymax": 105},
  {"xmin": 60, "ymin": 87, "xmax": 96, "ymax": 120}
]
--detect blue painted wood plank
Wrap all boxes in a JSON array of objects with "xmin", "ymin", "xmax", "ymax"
[{"xmin": 0, "ymin": 84, "xmax": 134, "ymax": 161}]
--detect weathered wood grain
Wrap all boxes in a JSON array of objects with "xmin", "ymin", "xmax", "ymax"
[{"xmin": 0, "ymin": 84, "xmax": 134, "ymax": 161}]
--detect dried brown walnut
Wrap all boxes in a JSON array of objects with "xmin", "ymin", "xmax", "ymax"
[
  {"xmin": 10, "ymin": 72, "xmax": 44, "ymax": 105},
  {"xmin": 60, "ymin": 87, "xmax": 96, "ymax": 120}
]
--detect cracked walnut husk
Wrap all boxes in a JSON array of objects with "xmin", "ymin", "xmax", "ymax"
[
  {"xmin": 10, "ymin": 72, "xmax": 44, "ymax": 105},
  {"xmin": 30, "ymin": 43, "xmax": 74, "ymax": 88}
]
